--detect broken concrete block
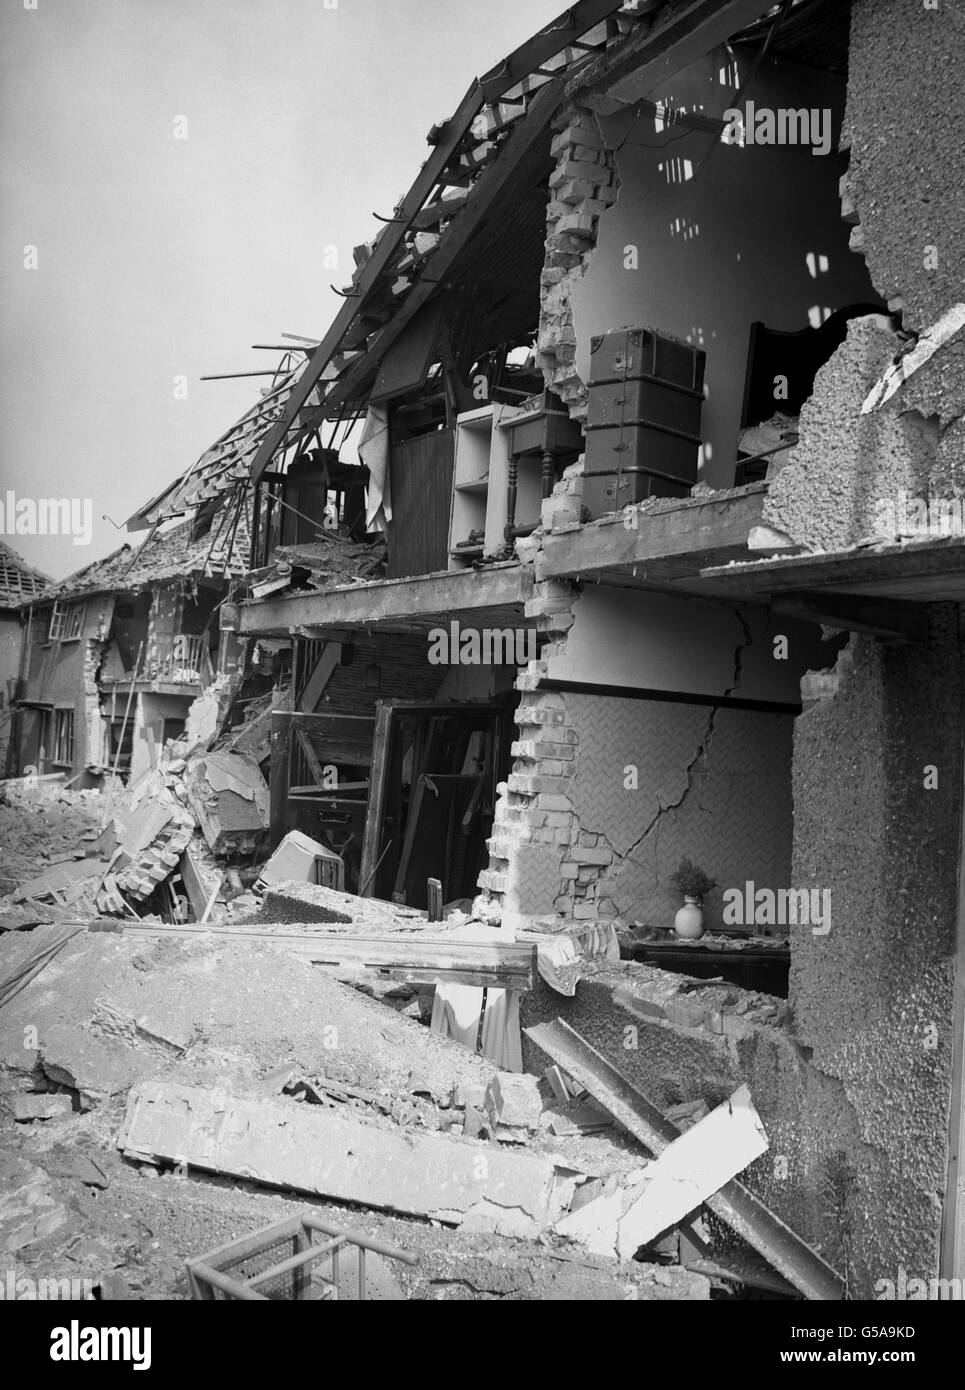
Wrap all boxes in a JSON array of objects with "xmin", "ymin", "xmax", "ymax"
[
  {"xmin": 0, "ymin": 1042, "xmax": 41, "ymax": 1093},
  {"xmin": 38, "ymin": 1148, "xmax": 108, "ymax": 1189},
  {"xmin": 40, "ymin": 1023, "xmax": 150, "ymax": 1109},
  {"xmin": 11, "ymin": 1093, "xmax": 73, "ymax": 1122},
  {"xmin": 463, "ymin": 1104, "xmax": 485, "ymax": 1140},
  {"xmin": 555, "ymin": 1185, "xmax": 627, "ymax": 1259},
  {"xmin": 184, "ymin": 752, "xmax": 270, "ymax": 856},
  {"xmin": 0, "ymin": 1149, "xmax": 69, "ymax": 1253},
  {"xmin": 485, "ymin": 1072, "xmax": 542, "ymax": 1132},
  {"xmin": 119, "ymin": 1082, "xmax": 563, "ymax": 1238},
  {"xmin": 491, "ymin": 1124, "xmax": 531, "ymax": 1145},
  {"xmin": 452, "ymin": 1081, "xmax": 487, "ymax": 1111}
]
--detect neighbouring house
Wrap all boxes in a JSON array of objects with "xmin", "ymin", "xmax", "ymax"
[
  {"xmin": 14, "ymin": 503, "xmax": 249, "ymax": 786},
  {"xmin": 0, "ymin": 540, "xmax": 49, "ymax": 777},
  {"xmin": 118, "ymin": 0, "xmax": 965, "ymax": 1296}
]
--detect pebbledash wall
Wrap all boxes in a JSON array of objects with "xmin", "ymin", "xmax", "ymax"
[
  {"xmin": 763, "ymin": 0, "xmax": 965, "ymax": 1295},
  {"xmin": 479, "ymin": 582, "xmax": 836, "ymax": 934}
]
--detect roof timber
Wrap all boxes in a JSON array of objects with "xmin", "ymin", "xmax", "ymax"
[
  {"xmin": 569, "ymin": 0, "xmax": 775, "ymax": 112},
  {"xmin": 247, "ymin": 0, "xmax": 641, "ymax": 486}
]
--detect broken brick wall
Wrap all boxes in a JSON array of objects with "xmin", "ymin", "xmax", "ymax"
[
  {"xmin": 764, "ymin": 0, "xmax": 965, "ymax": 547},
  {"xmin": 565, "ymin": 48, "xmax": 876, "ymax": 487},
  {"xmin": 787, "ymin": 608, "xmax": 964, "ymax": 1295},
  {"xmin": 537, "ymin": 107, "xmax": 618, "ymax": 412},
  {"xmin": 480, "ymin": 583, "xmax": 833, "ymax": 930}
]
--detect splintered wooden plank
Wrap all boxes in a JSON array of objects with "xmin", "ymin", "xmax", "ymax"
[
  {"xmin": 525, "ymin": 1019, "xmax": 845, "ymax": 1300},
  {"xmin": 613, "ymin": 1085, "xmax": 769, "ymax": 1256},
  {"xmin": 359, "ymin": 701, "xmax": 395, "ymax": 897},
  {"xmin": 121, "ymin": 924, "xmax": 537, "ymax": 991},
  {"xmin": 298, "ymin": 641, "xmax": 342, "ymax": 713},
  {"xmin": 294, "ymin": 726, "xmax": 327, "ymax": 786}
]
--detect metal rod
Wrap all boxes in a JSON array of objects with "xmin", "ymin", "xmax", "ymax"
[
  {"xmin": 301, "ymin": 1213, "xmax": 419, "ymax": 1265},
  {"xmin": 201, "ymin": 370, "xmax": 288, "ymax": 380},
  {"xmin": 245, "ymin": 1237, "xmax": 345, "ymax": 1289},
  {"xmin": 186, "ymin": 1261, "xmax": 268, "ymax": 1301}
]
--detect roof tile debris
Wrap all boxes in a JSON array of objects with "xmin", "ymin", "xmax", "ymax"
[
  {"xmin": 0, "ymin": 540, "xmax": 49, "ymax": 609},
  {"xmin": 34, "ymin": 500, "xmax": 252, "ymax": 605}
]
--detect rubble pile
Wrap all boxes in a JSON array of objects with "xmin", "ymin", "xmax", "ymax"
[{"xmin": 0, "ymin": 918, "xmax": 714, "ymax": 1300}]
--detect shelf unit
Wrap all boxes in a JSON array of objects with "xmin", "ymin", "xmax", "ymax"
[{"xmin": 447, "ymin": 403, "xmax": 548, "ymax": 567}]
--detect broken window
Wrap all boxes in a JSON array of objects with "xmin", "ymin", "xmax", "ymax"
[
  {"xmin": 51, "ymin": 707, "xmax": 74, "ymax": 766},
  {"xmin": 48, "ymin": 600, "xmax": 86, "ymax": 642}
]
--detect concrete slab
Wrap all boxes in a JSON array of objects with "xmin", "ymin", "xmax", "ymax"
[{"xmin": 119, "ymin": 1081, "xmax": 562, "ymax": 1237}]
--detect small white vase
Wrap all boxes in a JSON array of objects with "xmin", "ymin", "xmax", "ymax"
[{"xmin": 674, "ymin": 896, "xmax": 704, "ymax": 940}]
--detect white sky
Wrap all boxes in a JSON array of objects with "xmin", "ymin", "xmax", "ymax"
[{"xmin": 0, "ymin": 0, "xmax": 564, "ymax": 578}]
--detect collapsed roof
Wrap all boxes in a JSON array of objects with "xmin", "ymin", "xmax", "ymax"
[
  {"xmin": 0, "ymin": 540, "xmax": 49, "ymax": 609},
  {"xmin": 34, "ymin": 503, "xmax": 251, "ymax": 605}
]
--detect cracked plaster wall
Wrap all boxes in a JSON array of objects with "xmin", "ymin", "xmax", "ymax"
[
  {"xmin": 479, "ymin": 584, "xmax": 834, "ymax": 929},
  {"xmin": 566, "ymin": 691, "xmax": 793, "ymax": 931}
]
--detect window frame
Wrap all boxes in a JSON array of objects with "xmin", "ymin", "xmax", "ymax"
[
  {"xmin": 51, "ymin": 707, "xmax": 74, "ymax": 767},
  {"xmin": 47, "ymin": 600, "xmax": 86, "ymax": 643}
]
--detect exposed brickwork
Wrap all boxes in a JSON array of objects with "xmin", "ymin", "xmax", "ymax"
[
  {"xmin": 474, "ymin": 575, "xmax": 625, "ymax": 929},
  {"xmin": 537, "ymin": 108, "xmax": 618, "ymax": 412}
]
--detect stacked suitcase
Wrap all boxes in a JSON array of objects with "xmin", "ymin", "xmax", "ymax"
[{"xmin": 583, "ymin": 327, "xmax": 706, "ymax": 517}]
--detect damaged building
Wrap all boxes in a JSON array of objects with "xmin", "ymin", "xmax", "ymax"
[
  {"xmin": 14, "ymin": 501, "xmax": 249, "ymax": 787},
  {"xmin": 1, "ymin": 0, "xmax": 964, "ymax": 1306},
  {"xmin": 0, "ymin": 540, "xmax": 48, "ymax": 778}
]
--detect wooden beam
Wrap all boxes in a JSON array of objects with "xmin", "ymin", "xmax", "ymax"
[
  {"xmin": 771, "ymin": 593, "xmax": 929, "ymax": 644},
  {"xmin": 269, "ymin": 711, "xmax": 292, "ymax": 851},
  {"xmin": 294, "ymin": 726, "xmax": 328, "ymax": 786},
  {"xmin": 700, "ymin": 536, "xmax": 965, "ymax": 602},
  {"xmin": 122, "ymin": 924, "xmax": 537, "ymax": 991},
  {"xmin": 247, "ymin": 83, "xmax": 486, "ymax": 486},
  {"xmin": 525, "ymin": 1018, "xmax": 845, "ymax": 1299},
  {"xmin": 568, "ymin": 0, "xmax": 774, "ymax": 110},
  {"xmin": 478, "ymin": 0, "xmax": 629, "ymax": 103},
  {"xmin": 359, "ymin": 701, "xmax": 395, "ymax": 898},
  {"xmin": 324, "ymin": 75, "xmax": 566, "ymax": 414},
  {"xmin": 298, "ymin": 640, "xmax": 342, "ymax": 712}
]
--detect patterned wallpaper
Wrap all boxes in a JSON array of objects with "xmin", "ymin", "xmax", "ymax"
[{"xmin": 565, "ymin": 691, "xmax": 794, "ymax": 931}]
